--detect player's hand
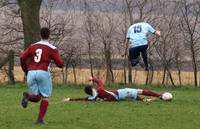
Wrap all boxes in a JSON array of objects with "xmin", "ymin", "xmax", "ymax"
[
  {"xmin": 96, "ymin": 98, "xmax": 104, "ymax": 101},
  {"xmin": 143, "ymin": 98, "xmax": 157, "ymax": 102},
  {"xmin": 63, "ymin": 98, "xmax": 70, "ymax": 102},
  {"xmin": 155, "ymin": 30, "xmax": 161, "ymax": 37},
  {"xmin": 88, "ymin": 76, "xmax": 93, "ymax": 81}
]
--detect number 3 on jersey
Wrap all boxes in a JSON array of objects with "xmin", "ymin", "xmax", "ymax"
[{"xmin": 34, "ymin": 49, "xmax": 43, "ymax": 63}]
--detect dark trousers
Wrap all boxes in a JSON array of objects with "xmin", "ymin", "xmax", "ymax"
[{"xmin": 129, "ymin": 45, "xmax": 148, "ymax": 69}]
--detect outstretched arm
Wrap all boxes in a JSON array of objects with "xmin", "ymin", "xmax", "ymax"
[
  {"xmin": 63, "ymin": 97, "xmax": 88, "ymax": 102},
  {"xmin": 154, "ymin": 30, "xmax": 161, "ymax": 37},
  {"xmin": 88, "ymin": 77, "xmax": 104, "ymax": 91},
  {"xmin": 63, "ymin": 97, "xmax": 105, "ymax": 102}
]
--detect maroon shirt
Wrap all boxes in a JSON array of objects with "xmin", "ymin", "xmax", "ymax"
[
  {"xmin": 20, "ymin": 41, "xmax": 64, "ymax": 72},
  {"xmin": 92, "ymin": 78, "xmax": 118, "ymax": 101}
]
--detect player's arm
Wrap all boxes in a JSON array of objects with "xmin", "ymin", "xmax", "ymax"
[
  {"xmin": 51, "ymin": 49, "xmax": 64, "ymax": 68},
  {"xmin": 154, "ymin": 30, "xmax": 161, "ymax": 37},
  {"xmin": 147, "ymin": 23, "xmax": 161, "ymax": 37},
  {"xmin": 123, "ymin": 27, "xmax": 132, "ymax": 56},
  {"xmin": 88, "ymin": 77, "xmax": 104, "ymax": 90},
  {"xmin": 63, "ymin": 97, "xmax": 88, "ymax": 102},
  {"xmin": 20, "ymin": 48, "xmax": 30, "ymax": 74},
  {"xmin": 125, "ymin": 27, "xmax": 131, "ymax": 48},
  {"xmin": 63, "ymin": 96, "xmax": 100, "ymax": 102}
]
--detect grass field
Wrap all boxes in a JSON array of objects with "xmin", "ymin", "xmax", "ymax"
[{"xmin": 0, "ymin": 84, "xmax": 200, "ymax": 129}]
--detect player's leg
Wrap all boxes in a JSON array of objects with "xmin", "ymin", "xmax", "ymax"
[
  {"xmin": 36, "ymin": 70, "xmax": 52, "ymax": 124},
  {"xmin": 140, "ymin": 45, "xmax": 149, "ymax": 71},
  {"xmin": 137, "ymin": 89, "xmax": 161, "ymax": 97},
  {"xmin": 129, "ymin": 47, "xmax": 140, "ymax": 66},
  {"xmin": 22, "ymin": 71, "xmax": 41, "ymax": 108},
  {"xmin": 26, "ymin": 75, "xmax": 41, "ymax": 102},
  {"xmin": 118, "ymin": 88, "xmax": 138, "ymax": 100},
  {"xmin": 22, "ymin": 92, "xmax": 41, "ymax": 105},
  {"xmin": 37, "ymin": 97, "xmax": 49, "ymax": 124}
]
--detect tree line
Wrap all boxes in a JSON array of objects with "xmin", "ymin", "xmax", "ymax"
[{"xmin": 0, "ymin": 0, "xmax": 200, "ymax": 86}]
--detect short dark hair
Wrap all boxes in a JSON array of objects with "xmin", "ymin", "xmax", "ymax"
[
  {"xmin": 134, "ymin": 18, "xmax": 144, "ymax": 24},
  {"xmin": 40, "ymin": 27, "xmax": 50, "ymax": 40},
  {"xmin": 84, "ymin": 85, "xmax": 93, "ymax": 96}
]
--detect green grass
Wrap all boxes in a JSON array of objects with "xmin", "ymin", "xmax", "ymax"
[{"xmin": 0, "ymin": 84, "xmax": 200, "ymax": 129}]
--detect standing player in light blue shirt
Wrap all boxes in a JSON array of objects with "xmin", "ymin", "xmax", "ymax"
[{"xmin": 126, "ymin": 19, "xmax": 161, "ymax": 71}]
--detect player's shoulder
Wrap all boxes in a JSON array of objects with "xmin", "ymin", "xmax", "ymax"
[
  {"xmin": 128, "ymin": 24, "xmax": 135, "ymax": 30},
  {"xmin": 34, "ymin": 41, "xmax": 57, "ymax": 49}
]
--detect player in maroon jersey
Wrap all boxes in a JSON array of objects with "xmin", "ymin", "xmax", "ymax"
[
  {"xmin": 63, "ymin": 77, "xmax": 163, "ymax": 102},
  {"xmin": 20, "ymin": 27, "xmax": 64, "ymax": 124}
]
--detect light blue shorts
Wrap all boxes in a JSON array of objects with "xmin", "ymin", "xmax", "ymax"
[
  {"xmin": 117, "ymin": 88, "xmax": 138, "ymax": 100},
  {"xmin": 27, "ymin": 70, "xmax": 52, "ymax": 97}
]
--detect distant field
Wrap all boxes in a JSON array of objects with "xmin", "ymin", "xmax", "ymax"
[
  {"xmin": 0, "ymin": 84, "xmax": 200, "ymax": 129},
  {"xmin": 0, "ymin": 67, "xmax": 199, "ymax": 85}
]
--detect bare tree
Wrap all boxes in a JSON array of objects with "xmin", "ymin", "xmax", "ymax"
[
  {"xmin": 40, "ymin": 0, "xmax": 80, "ymax": 84},
  {"xmin": 94, "ymin": 16, "xmax": 114, "ymax": 83},
  {"xmin": 82, "ymin": 0, "xmax": 95, "ymax": 78},
  {"xmin": 18, "ymin": 0, "xmax": 41, "ymax": 49},
  {"xmin": 61, "ymin": 41, "xmax": 82, "ymax": 84},
  {"xmin": 122, "ymin": 0, "xmax": 135, "ymax": 84},
  {"xmin": 92, "ymin": 10, "xmax": 120, "ymax": 83},
  {"xmin": 0, "ymin": 2, "xmax": 23, "ymax": 84},
  {"xmin": 179, "ymin": 0, "xmax": 200, "ymax": 86},
  {"xmin": 149, "ymin": 1, "xmax": 181, "ymax": 86}
]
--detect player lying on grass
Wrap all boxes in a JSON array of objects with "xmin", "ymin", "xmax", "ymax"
[{"xmin": 63, "ymin": 77, "xmax": 164, "ymax": 102}]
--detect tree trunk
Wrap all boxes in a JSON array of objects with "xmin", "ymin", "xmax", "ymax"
[
  {"xmin": 102, "ymin": 40, "xmax": 114, "ymax": 84},
  {"xmin": 123, "ymin": 56, "xmax": 127, "ymax": 84},
  {"xmin": 18, "ymin": 0, "xmax": 42, "ymax": 49},
  {"xmin": 167, "ymin": 69, "xmax": 175, "ymax": 86},
  {"xmin": 145, "ymin": 59, "xmax": 154, "ymax": 85},
  {"xmin": 84, "ymin": 0, "xmax": 94, "ymax": 78},
  {"xmin": 0, "ymin": 50, "xmax": 15, "ymax": 84},
  {"xmin": 175, "ymin": 57, "xmax": 182, "ymax": 86},
  {"xmin": 0, "ymin": 55, "xmax": 10, "ymax": 68},
  {"xmin": 72, "ymin": 65, "xmax": 77, "ymax": 84},
  {"xmin": 162, "ymin": 67, "xmax": 166, "ymax": 85},
  {"xmin": 128, "ymin": 59, "xmax": 132, "ymax": 84},
  {"xmin": 105, "ymin": 48, "xmax": 114, "ymax": 84},
  {"xmin": 88, "ymin": 42, "xmax": 94, "ymax": 78},
  {"xmin": 191, "ymin": 46, "xmax": 198, "ymax": 86},
  {"xmin": 178, "ymin": 70, "xmax": 182, "ymax": 86},
  {"xmin": 8, "ymin": 50, "xmax": 15, "ymax": 84},
  {"xmin": 64, "ymin": 65, "xmax": 69, "ymax": 84}
]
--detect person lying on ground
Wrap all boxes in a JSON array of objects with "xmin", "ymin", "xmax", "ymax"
[{"xmin": 63, "ymin": 77, "xmax": 164, "ymax": 102}]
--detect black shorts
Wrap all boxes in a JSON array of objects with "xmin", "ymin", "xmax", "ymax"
[{"xmin": 129, "ymin": 45, "xmax": 148, "ymax": 60}]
